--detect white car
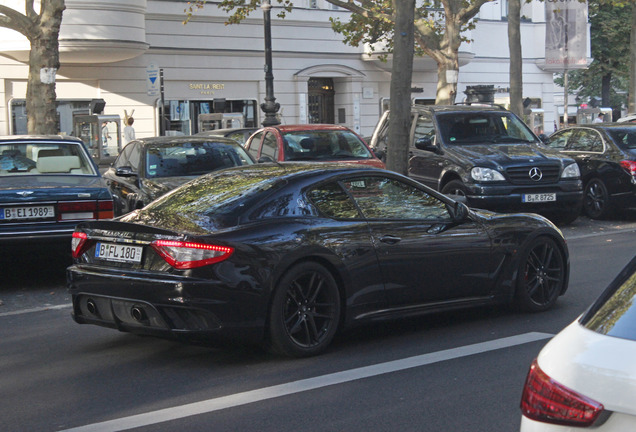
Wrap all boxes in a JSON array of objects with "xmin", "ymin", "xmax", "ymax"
[
  {"xmin": 519, "ymin": 256, "xmax": 636, "ymax": 431},
  {"xmin": 617, "ymin": 114, "xmax": 636, "ymax": 123}
]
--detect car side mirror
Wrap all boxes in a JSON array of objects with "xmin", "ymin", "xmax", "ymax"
[
  {"xmin": 373, "ymin": 149, "xmax": 386, "ymax": 161},
  {"xmin": 115, "ymin": 166, "xmax": 137, "ymax": 177},
  {"xmin": 257, "ymin": 156, "xmax": 275, "ymax": 163},
  {"xmin": 415, "ymin": 136, "xmax": 438, "ymax": 152},
  {"xmin": 538, "ymin": 134, "xmax": 549, "ymax": 144},
  {"xmin": 449, "ymin": 200, "xmax": 469, "ymax": 223}
]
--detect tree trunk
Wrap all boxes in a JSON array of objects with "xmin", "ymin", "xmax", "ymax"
[
  {"xmin": 435, "ymin": 61, "xmax": 458, "ymax": 105},
  {"xmin": 508, "ymin": 0, "xmax": 523, "ymax": 117},
  {"xmin": 386, "ymin": 0, "xmax": 415, "ymax": 175},
  {"xmin": 25, "ymin": 0, "xmax": 65, "ymax": 135},
  {"xmin": 434, "ymin": 10, "xmax": 461, "ymax": 105},
  {"xmin": 601, "ymin": 73, "xmax": 611, "ymax": 108},
  {"xmin": 630, "ymin": 2, "xmax": 636, "ymax": 114}
]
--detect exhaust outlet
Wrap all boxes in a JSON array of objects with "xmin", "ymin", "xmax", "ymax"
[
  {"xmin": 130, "ymin": 306, "xmax": 147, "ymax": 323},
  {"xmin": 86, "ymin": 299, "xmax": 97, "ymax": 315}
]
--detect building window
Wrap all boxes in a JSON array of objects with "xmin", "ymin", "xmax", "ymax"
[
  {"xmin": 159, "ymin": 99, "xmax": 258, "ymax": 135},
  {"xmin": 10, "ymin": 99, "xmax": 90, "ymax": 135}
]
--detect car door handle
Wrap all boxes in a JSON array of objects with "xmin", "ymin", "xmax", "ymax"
[{"xmin": 380, "ymin": 235, "xmax": 401, "ymax": 244}]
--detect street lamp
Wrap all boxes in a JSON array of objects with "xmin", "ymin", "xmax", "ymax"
[{"xmin": 261, "ymin": 0, "xmax": 280, "ymax": 126}]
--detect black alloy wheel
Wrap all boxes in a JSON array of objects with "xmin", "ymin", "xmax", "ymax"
[
  {"xmin": 269, "ymin": 262, "xmax": 341, "ymax": 357},
  {"xmin": 441, "ymin": 180, "xmax": 468, "ymax": 197},
  {"xmin": 583, "ymin": 178, "xmax": 612, "ymax": 219},
  {"xmin": 515, "ymin": 237, "xmax": 565, "ymax": 312}
]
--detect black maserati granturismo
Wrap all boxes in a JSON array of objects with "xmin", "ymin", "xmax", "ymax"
[{"xmin": 68, "ymin": 163, "xmax": 569, "ymax": 357}]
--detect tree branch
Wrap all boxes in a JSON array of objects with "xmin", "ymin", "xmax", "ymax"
[{"xmin": 0, "ymin": 5, "xmax": 35, "ymax": 37}]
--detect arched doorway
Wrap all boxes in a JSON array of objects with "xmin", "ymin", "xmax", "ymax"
[{"xmin": 308, "ymin": 78, "xmax": 334, "ymax": 124}]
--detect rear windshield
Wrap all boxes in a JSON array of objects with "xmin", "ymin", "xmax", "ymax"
[
  {"xmin": 0, "ymin": 142, "xmax": 96, "ymax": 176},
  {"xmin": 580, "ymin": 256, "xmax": 636, "ymax": 342},
  {"xmin": 606, "ymin": 127, "xmax": 636, "ymax": 150},
  {"xmin": 130, "ymin": 164, "xmax": 314, "ymax": 232},
  {"xmin": 436, "ymin": 112, "xmax": 537, "ymax": 145}
]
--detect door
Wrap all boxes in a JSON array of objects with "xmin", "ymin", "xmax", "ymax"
[
  {"xmin": 409, "ymin": 112, "xmax": 445, "ymax": 190},
  {"xmin": 107, "ymin": 142, "xmax": 142, "ymax": 215},
  {"xmin": 340, "ymin": 175, "xmax": 497, "ymax": 305},
  {"xmin": 308, "ymin": 78, "xmax": 335, "ymax": 124}
]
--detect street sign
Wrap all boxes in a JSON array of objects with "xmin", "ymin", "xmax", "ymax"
[{"xmin": 146, "ymin": 63, "xmax": 160, "ymax": 96}]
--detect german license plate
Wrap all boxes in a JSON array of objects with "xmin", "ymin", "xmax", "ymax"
[
  {"xmin": 0, "ymin": 205, "xmax": 55, "ymax": 220},
  {"xmin": 95, "ymin": 242, "xmax": 143, "ymax": 263},
  {"xmin": 522, "ymin": 193, "xmax": 556, "ymax": 203}
]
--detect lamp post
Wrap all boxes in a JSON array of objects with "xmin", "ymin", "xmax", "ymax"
[{"xmin": 261, "ymin": 0, "xmax": 280, "ymax": 126}]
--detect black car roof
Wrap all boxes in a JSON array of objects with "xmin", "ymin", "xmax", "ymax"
[
  {"xmin": 411, "ymin": 104, "xmax": 508, "ymax": 114},
  {"xmin": 131, "ymin": 135, "xmax": 244, "ymax": 147},
  {"xmin": 213, "ymin": 161, "xmax": 382, "ymax": 181}
]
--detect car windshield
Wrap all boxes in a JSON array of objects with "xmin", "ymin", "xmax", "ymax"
[
  {"xmin": 282, "ymin": 130, "xmax": 373, "ymax": 161},
  {"xmin": 606, "ymin": 127, "xmax": 636, "ymax": 150},
  {"xmin": 145, "ymin": 140, "xmax": 254, "ymax": 178},
  {"xmin": 580, "ymin": 256, "xmax": 636, "ymax": 342},
  {"xmin": 436, "ymin": 112, "xmax": 537, "ymax": 145},
  {"xmin": 0, "ymin": 142, "xmax": 96, "ymax": 176}
]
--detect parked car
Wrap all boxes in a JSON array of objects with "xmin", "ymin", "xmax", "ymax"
[
  {"xmin": 0, "ymin": 135, "xmax": 113, "ymax": 246},
  {"xmin": 103, "ymin": 135, "xmax": 255, "ymax": 216},
  {"xmin": 543, "ymin": 124, "xmax": 636, "ymax": 219},
  {"xmin": 520, "ymin": 255, "xmax": 636, "ymax": 431},
  {"xmin": 368, "ymin": 105, "xmax": 583, "ymax": 224},
  {"xmin": 196, "ymin": 127, "xmax": 259, "ymax": 146},
  {"xmin": 244, "ymin": 124, "xmax": 385, "ymax": 168},
  {"xmin": 617, "ymin": 113, "xmax": 636, "ymax": 123},
  {"xmin": 68, "ymin": 163, "xmax": 569, "ymax": 357}
]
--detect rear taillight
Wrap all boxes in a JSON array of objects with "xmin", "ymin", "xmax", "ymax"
[
  {"xmin": 521, "ymin": 359, "xmax": 604, "ymax": 427},
  {"xmin": 97, "ymin": 200, "xmax": 114, "ymax": 219},
  {"xmin": 150, "ymin": 240, "xmax": 234, "ymax": 269},
  {"xmin": 71, "ymin": 231, "xmax": 89, "ymax": 258},
  {"xmin": 58, "ymin": 200, "xmax": 114, "ymax": 221},
  {"xmin": 620, "ymin": 160, "xmax": 636, "ymax": 177}
]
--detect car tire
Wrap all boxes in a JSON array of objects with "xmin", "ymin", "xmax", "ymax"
[
  {"xmin": 514, "ymin": 236, "xmax": 565, "ymax": 312},
  {"xmin": 268, "ymin": 261, "xmax": 341, "ymax": 357},
  {"xmin": 441, "ymin": 180, "xmax": 468, "ymax": 197},
  {"xmin": 583, "ymin": 178, "xmax": 612, "ymax": 219}
]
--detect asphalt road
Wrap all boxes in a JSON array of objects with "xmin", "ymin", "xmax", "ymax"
[{"xmin": 1, "ymin": 214, "xmax": 636, "ymax": 432}]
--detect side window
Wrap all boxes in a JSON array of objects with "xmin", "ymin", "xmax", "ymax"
[
  {"xmin": 127, "ymin": 142, "xmax": 140, "ymax": 171},
  {"xmin": 341, "ymin": 176, "xmax": 450, "ymax": 220},
  {"xmin": 115, "ymin": 142, "xmax": 133, "ymax": 169},
  {"xmin": 571, "ymin": 130, "xmax": 603, "ymax": 152},
  {"xmin": 247, "ymin": 131, "xmax": 264, "ymax": 159},
  {"xmin": 412, "ymin": 113, "xmax": 435, "ymax": 147},
  {"xmin": 545, "ymin": 130, "xmax": 574, "ymax": 151},
  {"xmin": 261, "ymin": 132, "xmax": 278, "ymax": 160},
  {"xmin": 307, "ymin": 182, "xmax": 360, "ymax": 219}
]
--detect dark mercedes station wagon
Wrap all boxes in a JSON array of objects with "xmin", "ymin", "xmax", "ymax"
[{"xmin": 369, "ymin": 105, "xmax": 583, "ymax": 224}]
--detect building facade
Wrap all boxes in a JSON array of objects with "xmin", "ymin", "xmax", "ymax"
[{"xmin": 0, "ymin": 0, "xmax": 587, "ymax": 140}]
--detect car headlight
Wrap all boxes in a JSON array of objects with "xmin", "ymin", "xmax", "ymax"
[
  {"xmin": 561, "ymin": 162, "xmax": 580, "ymax": 178},
  {"xmin": 471, "ymin": 167, "xmax": 505, "ymax": 181}
]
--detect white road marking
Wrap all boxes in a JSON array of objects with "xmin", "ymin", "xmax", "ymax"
[
  {"xmin": 61, "ymin": 332, "xmax": 553, "ymax": 432},
  {"xmin": 0, "ymin": 303, "xmax": 71, "ymax": 317}
]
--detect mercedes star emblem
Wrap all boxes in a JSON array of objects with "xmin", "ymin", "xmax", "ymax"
[{"xmin": 528, "ymin": 167, "xmax": 543, "ymax": 181}]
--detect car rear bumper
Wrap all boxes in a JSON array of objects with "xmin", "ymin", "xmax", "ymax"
[
  {"xmin": 67, "ymin": 265, "xmax": 266, "ymax": 345},
  {"xmin": 0, "ymin": 224, "xmax": 77, "ymax": 244}
]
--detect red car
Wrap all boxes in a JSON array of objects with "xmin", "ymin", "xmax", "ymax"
[{"xmin": 244, "ymin": 124, "xmax": 385, "ymax": 168}]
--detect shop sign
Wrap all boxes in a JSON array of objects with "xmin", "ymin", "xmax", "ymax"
[{"xmin": 188, "ymin": 82, "xmax": 225, "ymax": 95}]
